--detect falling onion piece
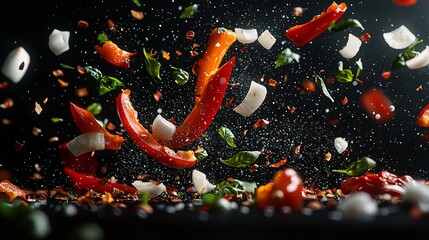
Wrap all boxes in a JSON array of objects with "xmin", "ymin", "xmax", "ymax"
[
  {"xmin": 152, "ymin": 114, "xmax": 176, "ymax": 141},
  {"xmin": 67, "ymin": 132, "xmax": 105, "ymax": 157},
  {"xmin": 338, "ymin": 192, "xmax": 378, "ymax": 220},
  {"xmin": 339, "ymin": 33, "xmax": 362, "ymax": 60},
  {"xmin": 334, "ymin": 137, "xmax": 348, "ymax": 154},
  {"xmin": 48, "ymin": 29, "xmax": 70, "ymax": 55},
  {"xmin": 406, "ymin": 45, "xmax": 429, "ymax": 69},
  {"xmin": 233, "ymin": 81, "xmax": 267, "ymax": 117},
  {"xmin": 131, "ymin": 181, "xmax": 166, "ymax": 199},
  {"xmin": 1, "ymin": 47, "xmax": 30, "ymax": 83},
  {"xmin": 383, "ymin": 25, "xmax": 416, "ymax": 49},
  {"xmin": 258, "ymin": 30, "xmax": 276, "ymax": 50},
  {"xmin": 192, "ymin": 169, "xmax": 214, "ymax": 194},
  {"xmin": 234, "ymin": 28, "xmax": 258, "ymax": 44}
]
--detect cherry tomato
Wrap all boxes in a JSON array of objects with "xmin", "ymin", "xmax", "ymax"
[{"xmin": 360, "ymin": 88, "xmax": 395, "ymax": 124}]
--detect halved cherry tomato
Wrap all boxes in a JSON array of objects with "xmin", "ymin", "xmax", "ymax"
[
  {"xmin": 59, "ymin": 143, "xmax": 99, "ymax": 176},
  {"xmin": 94, "ymin": 41, "xmax": 137, "ymax": 68},
  {"xmin": 64, "ymin": 167, "xmax": 137, "ymax": 194},
  {"xmin": 416, "ymin": 103, "xmax": 429, "ymax": 127},
  {"xmin": 116, "ymin": 90, "xmax": 197, "ymax": 169},
  {"xmin": 0, "ymin": 180, "xmax": 26, "ymax": 201},
  {"xmin": 70, "ymin": 102, "xmax": 125, "ymax": 150},
  {"xmin": 286, "ymin": 2, "xmax": 347, "ymax": 47},
  {"xmin": 194, "ymin": 28, "xmax": 236, "ymax": 104},
  {"xmin": 360, "ymin": 88, "xmax": 395, "ymax": 124},
  {"xmin": 161, "ymin": 57, "xmax": 236, "ymax": 149}
]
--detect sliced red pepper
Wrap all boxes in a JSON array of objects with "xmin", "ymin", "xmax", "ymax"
[
  {"xmin": 70, "ymin": 102, "xmax": 125, "ymax": 150},
  {"xmin": 360, "ymin": 88, "xmax": 395, "ymax": 124},
  {"xmin": 59, "ymin": 142, "xmax": 99, "ymax": 176},
  {"xmin": 94, "ymin": 41, "xmax": 137, "ymax": 68},
  {"xmin": 416, "ymin": 103, "xmax": 429, "ymax": 127},
  {"xmin": 0, "ymin": 180, "xmax": 26, "ymax": 201},
  {"xmin": 161, "ymin": 57, "xmax": 236, "ymax": 149},
  {"xmin": 340, "ymin": 171, "xmax": 416, "ymax": 197},
  {"xmin": 64, "ymin": 167, "xmax": 137, "ymax": 194},
  {"xmin": 285, "ymin": 2, "xmax": 347, "ymax": 47},
  {"xmin": 116, "ymin": 91, "xmax": 197, "ymax": 169},
  {"xmin": 194, "ymin": 28, "xmax": 236, "ymax": 104}
]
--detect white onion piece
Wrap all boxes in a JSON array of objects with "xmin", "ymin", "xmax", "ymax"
[
  {"xmin": 338, "ymin": 192, "xmax": 378, "ymax": 220},
  {"xmin": 406, "ymin": 45, "xmax": 429, "ymax": 69},
  {"xmin": 132, "ymin": 181, "xmax": 166, "ymax": 199},
  {"xmin": 383, "ymin": 25, "xmax": 416, "ymax": 49},
  {"xmin": 356, "ymin": 58, "xmax": 363, "ymax": 70},
  {"xmin": 1, "ymin": 47, "xmax": 30, "ymax": 83},
  {"xmin": 48, "ymin": 29, "xmax": 70, "ymax": 55},
  {"xmin": 233, "ymin": 81, "xmax": 267, "ymax": 117},
  {"xmin": 192, "ymin": 169, "xmax": 214, "ymax": 194},
  {"xmin": 339, "ymin": 34, "xmax": 362, "ymax": 60},
  {"xmin": 235, "ymin": 28, "xmax": 258, "ymax": 44},
  {"xmin": 403, "ymin": 183, "xmax": 429, "ymax": 203},
  {"xmin": 257, "ymin": 30, "xmax": 276, "ymax": 50},
  {"xmin": 152, "ymin": 114, "xmax": 176, "ymax": 141},
  {"xmin": 67, "ymin": 132, "xmax": 105, "ymax": 157},
  {"xmin": 334, "ymin": 137, "xmax": 348, "ymax": 154}
]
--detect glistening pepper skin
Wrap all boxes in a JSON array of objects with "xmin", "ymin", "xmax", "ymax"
[{"xmin": 94, "ymin": 41, "xmax": 137, "ymax": 68}]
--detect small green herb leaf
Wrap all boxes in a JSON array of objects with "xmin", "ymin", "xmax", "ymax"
[
  {"xmin": 201, "ymin": 193, "xmax": 220, "ymax": 205},
  {"xmin": 50, "ymin": 117, "xmax": 63, "ymax": 123},
  {"xmin": 180, "ymin": 4, "xmax": 198, "ymax": 19},
  {"xmin": 315, "ymin": 73, "xmax": 334, "ymax": 102},
  {"xmin": 332, "ymin": 156, "xmax": 376, "ymax": 176},
  {"xmin": 97, "ymin": 33, "xmax": 109, "ymax": 44},
  {"xmin": 143, "ymin": 48, "xmax": 161, "ymax": 80},
  {"xmin": 132, "ymin": 0, "xmax": 142, "ymax": 7},
  {"xmin": 392, "ymin": 39, "xmax": 423, "ymax": 71},
  {"xmin": 171, "ymin": 66, "xmax": 189, "ymax": 85},
  {"xmin": 84, "ymin": 66, "xmax": 103, "ymax": 80},
  {"xmin": 139, "ymin": 191, "xmax": 150, "ymax": 205},
  {"xmin": 220, "ymin": 151, "xmax": 260, "ymax": 168},
  {"xmin": 195, "ymin": 147, "xmax": 208, "ymax": 163},
  {"xmin": 60, "ymin": 63, "xmax": 75, "ymax": 69},
  {"xmin": 218, "ymin": 126, "xmax": 237, "ymax": 148},
  {"xmin": 275, "ymin": 48, "xmax": 300, "ymax": 67},
  {"xmin": 335, "ymin": 69, "xmax": 354, "ymax": 83},
  {"xmin": 86, "ymin": 103, "xmax": 102, "ymax": 115},
  {"xmin": 99, "ymin": 75, "xmax": 124, "ymax": 95},
  {"xmin": 328, "ymin": 18, "xmax": 364, "ymax": 32}
]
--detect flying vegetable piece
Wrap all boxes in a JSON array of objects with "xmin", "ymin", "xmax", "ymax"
[
  {"xmin": 218, "ymin": 126, "xmax": 237, "ymax": 148},
  {"xmin": 285, "ymin": 2, "xmax": 347, "ymax": 47},
  {"xmin": 0, "ymin": 180, "xmax": 26, "ymax": 201},
  {"xmin": 180, "ymin": 4, "xmax": 198, "ymax": 18},
  {"xmin": 416, "ymin": 103, "xmax": 429, "ymax": 127},
  {"xmin": 315, "ymin": 73, "xmax": 334, "ymax": 102},
  {"xmin": 392, "ymin": 40, "xmax": 423, "ymax": 71},
  {"xmin": 59, "ymin": 143, "xmax": 99, "ymax": 176},
  {"xmin": 160, "ymin": 57, "xmax": 236, "ymax": 149},
  {"xmin": 194, "ymin": 27, "xmax": 236, "ymax": 104},
  {"xmin": 275, "ymin": 48, "xmax": 300, "ymax": 67},
  {"xmin": 171, "ymin": 66, "xmax": 189, "ymax": 85},
  {"xmin": 84, "ymin": 66, "xmax": 125, "ymax": 95},
  {"xmin": 220, "ymin": 151, "xmax": 260, "ymax": 168},
  {"xmin": 143, "ymin": 48, "xmax": 162, "ymax": 80},
  {"xmin": 94, "ymin": 41, "xmax": 137, "ymax": 68},
  {"xmin": 332, "ymin": 156, "xmax": 376, "ymax": 176},
  {"xmin": 360, "ymin": 88, "xmax": 395, "ymax": 124},
  {"xmin": 328, "ymin": 18, "xmax": 364, "ymax": 32},
  {"xmin": 393, "ymin": 0, "xmax": 417, "ymax": 6}
]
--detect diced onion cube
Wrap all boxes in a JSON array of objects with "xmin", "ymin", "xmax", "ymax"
[
  {"xmin": 334, "ymin": 137, "xmax": 348, "ymax": 154},
  {"xmin": 192, "ymin": 169, "xmax": 214, "ymax": 194},
  {"xmin": 132, "ymin": 181, "xmax": 166, "ymax": 199},
  {"xmin": 235, "ymin": 28, "xmax": 258, "ymax": 44},
  {"xmin": 152, "ymin": 114, "xmax": 176, "ymax": 141},
  {"xmin": 1, "ymin": 47, "xmax": 30, "ymax": 83},
  {"xmin": 339, "ymin": 34, "xmax": 362, "ymax": 60},
  {"xmin": 258, "ymin": 30, "xmax": 276, "ymax": 50},
  {"xmin": 338, "ymin": 192, "xmax": 378, "ymax": 220},
  {"xmin": 383, "ymin": 25, "xmax": 416, "ymax": 49},
  {"xmin": 234, "ymin": 81, "xmax": 267, "ymax": 117},
  {"xmin": 67, "ymin": 132, "xmax": 105, "ymax": 157},
  {"xmin": 48, "ymin": 29, "xmax": 70, "ymax": 55}
]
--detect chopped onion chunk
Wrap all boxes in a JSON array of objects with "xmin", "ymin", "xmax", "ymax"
[
  {"xmin": 1, "ymin": 47, "xmax": 30, "ymax": 83},
  {"xmin": 67, "ymin": 132, "xmax": 105, "ymax": 157},
  {"xmin": 383, "ymin": 25, "xmax": 416, "ymax": 49},
  {"xmin": 48, "ymin": 29, "xmax": 70, "ymax": 55},
  {"xmin": 339, "ymin": 33, "xmax": 361, "ymax": 60},
  {"xmin": 235, "ymin": 28, "xmax": 258, "ymax": 44},
  {"xmin": 234, "ymin": 81, "xmax": 267, "ymax": 117}
]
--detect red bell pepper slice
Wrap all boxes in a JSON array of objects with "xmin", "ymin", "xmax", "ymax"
[
  {"xmin": 416, "ymin": 103, "xmax": 429, "ymax": 127},
  {"xmin": 161, "ymin": 57, "xmax": 236, "ymax": 149},
  {"xmin": 285, "ymin": 2, "xmax": 347, "ymax": 47},
  {"xmin": 0, "ymin": 180, "xmax": 26, "ymax": 201},
  {"xmin": 340, "ymin": 171, "xmax": 416, "ymax": 197},
  {"xmin": 64, "ymin": 167, "xmax": 137, "ymax": 194},
  {"xmin": 70, "ymin": 102, "xmax": 125, "ymax": 150},
  {"xmin": 116, "ymin": 90, "xmax": 198, "ymax": 169},
  {"xmin": 94, "ymin": 41, "xmax": 137, "ymax": 68},
  {"xmin": 360, "ymin": 88, "xmax": 395, "ymax": 124},
  {"xmin": 59, "ymin": 142, "xmax": 99, "ymax": 176}
]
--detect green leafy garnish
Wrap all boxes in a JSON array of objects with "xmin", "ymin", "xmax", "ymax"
[
  {"xmin": 218, "ymin": 126, "xmax": 237, "ymax": 148},
  {"xmin": 60, "ymin": 63, "xmax": 75, "ymax": 69},
  {"xmin": 220, "ymin": 151, "xmax": 260, "ymax": 168},
  {"xmin": 132, "ymin": 0, "xmax": 142, "ymax": 7},
  {"xmin": 84, "ymin": 66, "xmax": 124, "ymax": 95},
  {"xmin": 275, "ymin": 48, "xmax": 300, "ymax": 67},
  {"xmin": 139, "ymin": 191, "xmax": 150, "ymax": 205},
  {"xmin": 335, "ymin": 62, "xmax": 354, "ymax": 83},
  {"xmin": 201, "ymin": 193, "xmax": 219, "ymax": 205},
  {"xmin": 215, "ymin": 179, "xmax": 256, "ymax": 197},
  {"xmin": 314, "ymin": 73, "xmax": 334, "ymax": 102},
  {"xmin": 195, "ymin": 147, "xmax": 208, "ymax": 163},
  {"xmin": 50, "ymin": 117, "xmax": 63, "ymax": 123},
  {"xmin": 171, "ymin": 66, "xmax": 189, "ymax": 85},
  {"xmin": 328, "ymin": 18, "xmax": 364, "ymax": 32},
  {"xmin": 332, "ymin": 156, "xmax": 376, "ymax": 176},
  {"xmin": 392, "ymin": 39, "xmax": 423, "ymax": 71},
  {"xmin": 86, "ymin": 103, "xmax": 102, "ymax": 115},
  {"xmin": 97, "ymin": 33, "xmax": 109, "ymax": 44},
  {"xmin": 180, "ymin": 4, "xmax": 198, "ymax": 19},
  {"xmin": 355, "ymin": 58, "xmax": 363, "ymax": 78},
  {"xmin": 143, "ymin": 48, "xmax": 161, "ymax": 80}
]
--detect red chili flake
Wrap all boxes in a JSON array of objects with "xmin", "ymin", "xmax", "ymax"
[
  {"xmin": 300, "ymin": 79, "xmax": 316, "ymax": 93},
  {"xmin": 153, "ymin": 90, "xmax": 162, "ymax": 102},
  {"xmin": 161, "ymin": 50, "xmax": 170, "ymax": 60},
  {"xmin": 106, "ymin": 122, "xmax": 116, "ymax": 131},
  {"xmin": 341, "ymin": 96, "xmax": 348, "ymax": 106},
  {"xmin": 107, "ymin": 19, "xmax": 116, "ymax": 32},
  {"xmin": 249, "ymin": 164, "xmax": 259, "ymax": 173},
  {"xmin": 191, "ymin": 60, "xmax": 200, "ymax": 75},
  {"xmin": 34, "ymin": 102, "xmax": 42, "ymax": 115},
  {"xmin": 239, "ymin": 45, "xmax": 249, "ymax": 52},
  {"xmin": 43, "ymin": 98, "xmax": 48, "ymax": 104},
  {"xmin": 327, "ymin": 119, "xmax": 341, "ymax": 125},
  {"xmin": 48, "ymin": 136, "xmax": 59, "ymax": 142},
  {"xmin": 229, "ymin": 82, "xmax": 240, "ymax": 87},
  {"xmin": 77, "ymin": 65, "xmax": 86, "ymax": 75},
  {"xmin": 294, "ymin": 144, "xmax": 302, "ymax": 154},
  {"xmin": 421, "ymin": 133, "xmax": 429, "ymax": 142},
  {"xmin": 416, "ymin": 85, "xmax": 423, "ymax": 92},
  {"xmin": 175, "ymin": 50, "xmax": 182, "ymax": 56},
  {"xmin": 192, "ymin": 43, "xmax": 198, "ymax": 49},
  {"xmin": 190, "ymin": 50, "xmax": 199, "ymax": 57},
  {"xmin": 14, "ymin": 141, "xmax": 24, "ymax": 152},
  {"xmin": 268, "ymin": 78, "xmax": 277, "ymax": 87},
  {"xmin": 0, "ymin": 81, "xmax": 8, "ymax": 89},
  {"xmin": 253, "ymin": 118, "xmax": 269, "ymax": 129},
  {"xmin": 342, "ymin": 149, "xmax": 350, "ymax": 158},
  {"xmin": 77, "ymin": 20, "xmax": 89, "ymax": 29},
  {"xmin": 149, "ymin": 50, "xmax": 157, "ymax": 57},
  {"xmin": 325, "ymin": 76, "xmax": 335, "ymax": 85},
  {"xmin": 224, "ymin": 97, "xmax": 235, "ymax": 108},
  {"xmin": 52, "ymin": 69, "xmax": 64, "ymax": 77},
  {"xmin": 360, "ymin": 88, "xmax": 395, "ymax": 124},
  {"xmin": 169, "ymin": 117, "xmax": 177, "ymax": 125},
  {"xmin": 269, "ymin": 158, "xmax": 287, "ymax": 168},
  {"xmin": 185, "ymin": 30, "xmax": 195, "ymax": 41},
  {"xmin": 325, "ymin": 152, "xmax": 332, "ymax": 162},
  {"xmin": 2, "ymin": 118, "xmax": 11, "ymax": 125},
  {"xmin": 288, "ymin": 106, "xmax": 297, "ymax": 114},
  {"xmin": 381, "ymin": 71, "xmax": 391, "ymax": 80},
  {"xmin": 32, "ymin": 127, "xmax": 41, "ymax": 136},
  {"xmin": 242, "ymin": 129, "xmax": 248, "ymax": 137},
  {"xmin": 57, "ymin": 79, "xmax": 69, "ymax": 87},
  {"xmin": 130, "ymin": 10, "xmax": 144, "ymax": 20},
  {"xmin": 75, "ymin": 88, "xmax": 89, "ymax": 97},
  {"xmin": 19, "ymin": 61, "xmax": 25, "ymax": 70},
  {"xmin": 0, "ymin": 98, "xmax": 13, "ymax": 109},
  {"xmin": 359, "ymin": 33, "xmax": 371, "ymax": 42},
  {"xmin": 355, "ymin": 78, "xmax": 363, "ymax": 85}
]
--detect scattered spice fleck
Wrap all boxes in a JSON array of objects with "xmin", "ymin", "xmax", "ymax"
[
  {"xmin": 190, "ymin": 50, "xmax": 199, "ymax": 57},
  {"xmin": 19, "ymin": 61, "xmax": 25, "ymax": 70},
  {"xmin": 381, "ymin": 71, "xmax": 391, "ymax": 80},
  {"xmin": 341, "ymin": 96, "xmax": 348, "ymax": 106},
  {"xmin": 253, "ymin": 118, "xmax": 269, "ymax": 129},
  {"xmin": 75, "ymin": 88, "xmax": 89, "ymax": 97},
  {"xmin": 161, "ymin": 50, "xmax": 170, "ymax": 60},
  {"xmin": 325, "ymin": 152, "xmax": 332, "ymax": 162},
  {"xmin": 269, "ymin": 158, "xmax": 287, "ymax": 168},
  {"xmin": 185, "ymin": 30, "xmax": 195, "ymax": 41},
  {"xmin": 107, "ymin": 19, "xmax": 116, "ymax": 32},
  {"xmin": 0, "ymin": 81, "xmax": 8, "ymax": 89},
  {"xmin": 416, "ymin": 85, "xmax": 423, "ymax": 92},
  {"xmin": 268, "ymin": 78, "xmax": 277, "ymax": 87},
  {"xmin": 34, "ymin": 102, "xmax": 43, "ymax": 115},
  {"xmin": 32, "ymin": 127, "xmax": 42, "ymax": 136},
  {"xmin": 14, "ymin": 141, "xmax": 24, "ymax": 152},
  {"xmin": 359, "ymin": 33, "xmax": 371, "ymax": 42},
  {"xmin": 175, "ymin": 50, "xmax": 182, "ymax": 56},
  {"xmin": 48, "ymin": 136, "xmax": 59, "ymax": 142},
  {"xmin": 52, "ymin": 69, "xmax": 64, "ymax": 77},
  {"xmin": 0, "ymin": 98, "xmax": 13, "ymax": 109},
  {"xmin": 57, "ymin": 79, "xmax": 69, "ymax": 87},
  {"xmin": 130, "ymin": 10, "xmax": 144, "ymax": 20},
  {"xmin": 153, "ymin": 90, "xmax": 163, "ymax": 102},
  {"xmin": 77, "ymin": 20, "xmax": 89, "ymax": 29}
]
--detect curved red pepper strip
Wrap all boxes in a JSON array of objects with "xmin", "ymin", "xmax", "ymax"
[
  {"xmin": 64, "ymin": 167, "xmax": 137, "ymax": 194},
  {"xmin": 285, "ymin": 2, "xmax": 347, "ymax": 47},
  {"xmin": 70, "ymin": 102, "xmax": 125, "ymax": 150},
  {"xmin": 116, "ymin": 90, "xmax": 197, "ymax": 169},
  {"xmin": 0, "ymin": 180, "xmax": 26, "ymax": 201},
  {"xmin": 59, "ymin": 142, "xmax": 99, "ymax": 176},
  {"xmin": 94, "ymin": 41, "xmax": 137, "ymax": 68},
  {"xmin": 161, "ymin": 57, "xmax": 236, "ymax": 149}
]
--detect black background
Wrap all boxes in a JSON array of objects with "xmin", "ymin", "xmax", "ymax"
[{"xmin": 1, "ymin": 0, "xmax": 429, "ymax": 192}]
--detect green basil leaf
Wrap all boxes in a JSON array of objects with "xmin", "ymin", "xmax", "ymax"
[
  {"xmin": 132, "ymin": 0, "xmax": 142, "ymax": 7},
  {"xmin": 215, "ymin": 179, "xmax": 246, "ymax": 196},
  {"xmin": 332, "ymin": 156, "xmax": 376, "ymax": 176},
  {"xmin": 86, "ymin": 103, "xmax": 102, "ymax": 115},
  {"xmin": 391, "ymin": 39, "xmax": 423, "ymax": 71},
  {"xmin": 195, "ymin": 147, "xmax": 208, "ymax": 163},
  {"xmin": 328, "ymin": 18, "xmax": 364, "ymax": 32},
  {"xmin": 84, "ymin": 66, "xmax": 103, "ymax": 80},
  {"xmin": 201, "ymin": 193, "xmax": 220, "ymax": 205},
  {"xmin": 143, "ymin": 48, "xmax": 162, "ymax": 80},
  {"xmin": 99, "ymin": 75, "xmax": 124, "ymax": 95},
  {"xmin": 220, "ymin": 151, "xmax": 260, "ymax": 168},
  {"xmin": 275, "ymin": 48, "xmax": 300, "ymax": 68},
  {"xmin": 180, "ymin": 4, "xmax": 198, "ymax": 19},
  {"xmin": 60, "ymin": 63, "xmax": 75, "ymax": 69},
  {"xmin": 139, "ymin": 191, "xmax": 150, "ymax": 204},
  {"xmin": 218, "ymin": 126, "xmax": 237, "ymax": 148},
  {"xmin": 97, "ymin": 33, "xmax": 109, "ymax": 44},
  {"xmin": 335, "ymin": 69, "xmax": 354, "ymax": 83},
  {"xmin": 171, "ymin": 66, "xmax": 189, "ymax": 85},
  {"xmin": 315, "ymin": 74, "xmax": 334, "ymax": 102},
  {"xmin": 50, "ymin": 117, "xmax": 63, "ymax": 123}
]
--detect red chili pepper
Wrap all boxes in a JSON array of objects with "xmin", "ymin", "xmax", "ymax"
[
  {"xmin": 64, "ymin": 167, "xmax": 137, "ymax": 194},
  {"xmin": 70, "ymin": 102, "xmax": 125, "ymax": 150},
  {"xmin": 285, "ymin": 2, "xmax": 347, "ymax": 47},
  {"xmin": 94, "ymin": 41, "xmax": 137, "ymax": 68},
  {"xmin": 0, "ymin": 180, "xmax": 26, "ymax": 201},
  {"xmin": 340, "ymin": 171, "xmax": 416, "ymax": 197},
  {"xmin": 59, "ymin": 143, "xmax": 99, "ymax": 176},
  {"xmin": 161, "ymin": 57, "xmax": 236, "ymax": 149},
  {"xmin": 416, "ymin": 103, "xmax": 429, "ymax": 127},
  {"xmin": 360, "ymin": 88, "xmax": 395, "ymax": 124}
]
